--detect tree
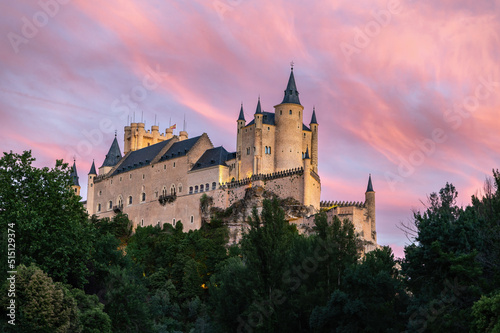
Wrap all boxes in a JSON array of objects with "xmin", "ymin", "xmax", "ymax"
[
  {"xmin": 0, "ymin": 151, "xmax": 92, "ymax": 288},
  {"xmin": 0, "ymin": 264, "xmax": 79, "ymax": 332}
]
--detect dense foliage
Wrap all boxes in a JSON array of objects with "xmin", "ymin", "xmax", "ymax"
[{"xmin": 0, "ymin": 150, "xmax": 499, "ymax": 332}]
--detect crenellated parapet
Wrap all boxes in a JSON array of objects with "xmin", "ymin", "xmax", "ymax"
[
  {"xmin": 320, "ymin": 200, "xmax": 366, "ymax": 208},
  {"xmin": 220, "ymin": 167, "xmax": 305, "ymax": 189}
]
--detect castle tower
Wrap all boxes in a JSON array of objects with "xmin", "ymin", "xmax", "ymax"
[
  {"xmin": 274, "ymin": 67, "xmax": 304, "ymax": 172},
  {"xmin": 303, "ymin": 147, "xmax": 312, "ymax": 207},
  {"xmin": 253, "ymin": 98, "xmax": 263, "ymax": 174},
  {"xmin": 236, "ymin": 104, "xmax": 246, "ymax": 180},
  {"xmin": 310, "ymin": 107, "xmax": 319, "ymax": 173},
  {"xmin": 99, "ymin": 135, "xmax": 122, "ymax": 175},
  {"xmin": 70, "ymin": 160, "xmax": 81, "ymax": 196},
  {"xmin": 151, "ymin": 125, "xmax": 160, "ymax": 145},
  {"xmin": 87, "ymin": 160, "xmax": 97, "ymax": 215},
  {"xmin": 365, "ymin": 174, "xmax": 376, "ymax": 242}
]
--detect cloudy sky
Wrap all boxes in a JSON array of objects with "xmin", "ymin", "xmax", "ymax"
[{"xmin": 1, "ymin": 0, "xmax": 499, "ymax": 257}]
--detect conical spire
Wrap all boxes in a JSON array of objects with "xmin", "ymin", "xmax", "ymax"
[
  {"xmin": 281, "ymin": 67, "xmax": 301, "ymax": 105},
  {"xmin": 101, "ymin": 136, "xmax": 122, "ymax": 167},
  {"xmin": 366, "ymin": 174, "xmax": 374, "ymax": 192},
  {"xmin": 88, "ymin": 160, "xmax": 96, "ymax": 175},
  {"xmin": 304, "ymin": 146, "xmax": 310, "ymax": 159},
  {"xmin": 310, "ymin": 107, "xmax": 318, "ymax": 124},
  {"xmin": 255, "ymin": 97, "xmax": 262, "ymax": 114},
  {"xmin": 238, "ymin": 103, "xmax": 245, "ymax": 121},
  {"xmin": 70, "ymin": 160, "xmax": 80, "ymax": 186}
]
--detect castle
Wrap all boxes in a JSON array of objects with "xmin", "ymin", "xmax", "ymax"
[{"xmin": 72, "ymin": 68, "xmax": 378, "ymax": 249}]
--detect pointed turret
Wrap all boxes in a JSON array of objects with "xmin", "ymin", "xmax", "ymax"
[
  {"xmin": 101, "ymin": 136, "xmax": 122, "ymax": 168},
  {"xmin": 366, "ymin": 174, "xmax": 374, "ymax": 192},
  {"xmin": 310, "ymin": 107, "xmax": 318, "ymax": 124},
  {"xmin": 238, "ymin": 103, "xmax": 246, "ymax": 121},
  {"xmin": 70, "ymin": 160, "xmax": 79, "ymax": 186},
  {"xmin": 281, "ymin": 67, "xmax": 301, "ymax": 105},
  {"xmin": 304, "ymin": 146, "xmax": 310, "ymax": 159},
  {"xmin": 88, "ymin": 160, "xmax": 96, "ymax": 175},
  {"xmin": 255, "ymin": 97, "xmax": 262, "ymax": 114}
]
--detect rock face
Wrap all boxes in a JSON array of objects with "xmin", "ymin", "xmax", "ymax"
[{"xmin": 205, "ymin": 186, "xmax": 313, "ymax": 244}]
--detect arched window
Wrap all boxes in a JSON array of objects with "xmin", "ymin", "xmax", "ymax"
[
  {"xmin": 141, "ymin": 193, "xmax": 146, "ymax": 202},
  {"xmin": 117, "ymin": 196, "xmax": 123, "ymax": 207},
  {"xmin": 195, "ymin": 186, "xmax": 199, "ymax": 193},
  {"xmin": 128, "ymin": 196, "xmax": 133, "ymax": 205},
  {"xmin": 212, "ymin": 182, "xmax": 216, "ymax": 190},
  {"xmin": 205, "ymin": 183, "xmax": 209, "ymax": 191},
  {"xmin": 178, "ymin": 184, "xmax": 183, "ymax": 193},
  {"xmin": 289, "ymin": 110, "xmax": 292, "ymax": 115},
  {"xmin": 190, "ymin": 216, "xmax": 194, "ymax": 224},
  {"xmin": 269, "ymin": 146, "xmax": 271, "ymax": 154},
  {"xmin": 189, "ymin": 186, "xmax": 193, "ymax": 194},
  {"xmin": 97, "ymin": 203, "xmax": 101, "ymax": 212},
  {"xmin": 108, "ymin": 201, "xmax": 112, "ymax": 209},
  {"xmin": 162, "ymin": 187, "xmax": 167, "ymax": 196},
  {"xmin": 200, "ymin": 184, "xmax": 204, "ymax": 192},
  {"xmin": 170, "ymin": 184, "xmax": 176, "ymax": 196},
  {"xmin": 141, "ymin": 219, "xmax": 144, "ymax": 227}
]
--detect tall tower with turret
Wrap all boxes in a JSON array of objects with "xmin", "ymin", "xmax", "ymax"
[
  {"xmin": 87, "ymin": 160, "xmax": 96, "ymax": 215},
  {"xmin": 365, "ymin": 174, "xmax": 376, "ymax": 242},
  {"xmin": 236, "ymin": 104, "xmax": 245, "ymax": 180},
  {"xmin": 310, "ymin": 108, "xmax": 319, "ymax": 173},
  {"xmin": 274, "ymin": 67, "xmax": 305, "ymax": 172},
  {"xmin": 70, "ymin": 160, "xmax": 81, "ymax": 196}
]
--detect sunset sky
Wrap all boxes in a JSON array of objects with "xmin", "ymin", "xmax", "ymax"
[{"xmin": 1, "ymin": 0, "xmax": 499, "ymax": 257}]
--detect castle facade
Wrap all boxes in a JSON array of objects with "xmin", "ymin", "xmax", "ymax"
[{"xmin": 78, "ymin": 69, "xmax": 377, "ymax": 248}]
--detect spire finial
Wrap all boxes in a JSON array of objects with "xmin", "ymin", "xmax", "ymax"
[
  {"xmin": 366, "ymin": 174, "xmax": 374, "ymax": 192},
  {"xmin": 114, "ymin": 130, "xmax": 117, "ymax": 138},
  {"xmin": 290, "ymin": 61, "xmax": 294, "ymax": 71}
]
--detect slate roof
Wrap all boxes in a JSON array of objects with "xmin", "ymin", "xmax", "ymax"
[
  {"xmin": 366, "ymin": 174, "xmax": 374, "ymax": 192},
  {"xmin": 226, "ymin": 152, "xmax": 237, "ymax": 161},
  {"xmin": 247, "ymin": 112, "xmax": 275, "ymax": 126},
  {"xmin": 191, "ymin": 146, "xmax": 229, "ymax": 171},
  {"xmin": 159, "ymin": 135, "xmax": 202, "ymax": 161},
  {"xmin": 238, "ymin": 104, "xmax": 245, "ymax": 121},
  {"xmin": 310, "ymin": 108, "xmax": 318, "ymax": 124},
  {"xmin": 112, "ymin": 139, "xmax": 172, "ymax": 176},
  {"xmin": 88, "ymin": 160, "xmax": 97, "ymax": 175},
  {"xmin": 255, "ymin": 98, "xmax": 262, "ymax": 114},
  {"xmin": 101, "ymin": 137, "xmax": 122, "ymax": 167},
  {"xmin": 70, "ymin": 161, "xmax": 79, "ymax": 186},
  {"xmin": 281, "ymin": 69, "xmax": 301, "ymax": 105}
]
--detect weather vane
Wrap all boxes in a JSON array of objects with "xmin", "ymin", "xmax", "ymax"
[{"xmin": 290, "ymin": 61, "xmax": 294, "ymax": 70}]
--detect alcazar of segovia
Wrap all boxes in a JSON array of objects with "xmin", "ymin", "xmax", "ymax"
[{"xmin": 70, "ymin": 68, "xmax": 378, "ymax": 250}]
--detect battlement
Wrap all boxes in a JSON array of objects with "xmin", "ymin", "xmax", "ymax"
[
  {"xmin": 320, "ymin": 200, "xmax": 366, "ymax": 208},
  {"xmin": 220, "ymin": 167, "xmax": 305, "ymax": 189}
]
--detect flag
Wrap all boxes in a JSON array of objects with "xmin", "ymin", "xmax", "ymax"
[{"xmin": 170, "ymin": 124, "xmax": 176, "ymax": 129}]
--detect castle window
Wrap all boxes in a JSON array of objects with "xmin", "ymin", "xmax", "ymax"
[
  {"xmin": 110, "ymin": 179, "xmax": 113, "ymax": 185},
  {"xmin": 200, "ymin": 184, "xmax": 204, "ymax": 192},
  {"xmin": 265, "ymin": 146, "xmax": 268, "ymax": 154},
  {"xmin": 172, "ymin": 218, "xmax": 176, "ymax": 226},
  {"xmin": 299, "ymin": 111, "xmax": 300, "ymax": 117},
  {"xmin": 205, "ymin": 183, "xmax": 209, "ymax": 191},
  {"xmin": 128, "ymin": 196, "xmax": 133, "ymax": 204},
  {"xmin": 164, "ymin": 165, "xmax": 166, "ymax": 170},
  {"xmin": 190, "ymin": 216, "xmax": 194, "ymax": 224},
  {"xmin": 120, "ymin": 177, "xmax": 122, "ymax": 181},
  {"xmin": 74, "ymin": 188, "xmax": 77, "ymax": 193},
  {"xmin": 268, "ymin": 127, "xmax": 270, "ymax": 130},
  {"xmin": 129, "ymin": 174, "xmax": 132, "ymax": 179},
  {"xmin": 212, "ymin": 182, "xmax": 216, "ymax": 190},
  {"xmin": 118, "ymin": 197, "xmax": 123, "ymax": 207},
  {"xmin": 141, "ymin": 193, "xmax": 146, "ymax": 202},
  {"xmin": 142, "ymin": 174, "xmax": 145, "ymax": 179},
  {"xmin": 269, "ymin": 147, "xmax": 271, "ymax": 154},
  {"xmin": 155, "ymin": 191, "xmax": 158, "ymax": 198},
  {"xmin": 178, "ymin": 184, "xmax": 182, "ymax": 193},
  {"xmin": 90, "ymin": 183, "xmax": 93, "ymax": 187},
  {"xmin": 173, "ymin": 162, "xmax": 176, "ymax": 168},
  {"xmin": 289, "ymin": 110, "xmax": 292, "ymax": 115},
  {"xmin": 253, "ymin": 147, "xmax": 255, "ymax": 152},
  {"xmin": 99, "ymin": 190, "xmax": 102, "ymax": 196},
  {"xmin": 195, "ymin": 185, "xmax": 198, "ymax": 193},
  {"xmin": 108, "ymin": 201, "xmax": 112, "ymax": 209},
  {"xmin": 97, "ymin": 203, "xmax": 101, "ymax": 212},
  {"xmin": 304, "ymin": 133, "xmax": 306, "ymax": 137},
  {"xmin": 141, "ymin": 219, "xmax": 144, "ymax": 227},
  {"xmin": 189, "ymin": 186, "xmax": 193, "ymax": 194},
  {"xmin": 170, "ymin": 184, "xmax": 176, "ymax": 196},
  {"xmin": 280, "ymin": 110, "xmax": 282, "ymax": 115},
  {"xmin": 246, "ymin": 148, "xmax": 250, "ymax": 155},
  {"xmin": 162, "ymin": 187, "xmax": 167, "ymax": 196}
]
